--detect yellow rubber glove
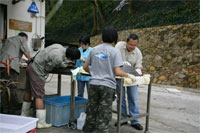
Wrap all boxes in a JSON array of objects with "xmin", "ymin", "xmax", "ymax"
[{"xmin": 128, "ymin": 74, "xmax": 136, "ymax": 82}]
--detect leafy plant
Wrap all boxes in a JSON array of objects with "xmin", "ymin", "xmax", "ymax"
[
  {"xmin": 0, "ymin": 79, "xmax": 11, "ymax": 102},
  {"xmin": 0, "ymin": 79, "xmax": 19, "ymax": 102},
  {"xmin": 0, "ymin": 50, "xmax": 18, "ymax": 102}
]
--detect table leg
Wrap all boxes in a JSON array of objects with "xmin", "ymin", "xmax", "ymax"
[
  {"xmin": 117, "ymin": 79, "xmax": 123, "ymax": 133},
  {"xmin": 70, "ymin": 75, "xmax": 76, "ymax": 122},
  {"xmin": 57, "ymin": 74, "xmax": 61, "ymax": 96},
  {"xmin": 145, "ymin": 78, "xmax": 152, "ymax": 133}
]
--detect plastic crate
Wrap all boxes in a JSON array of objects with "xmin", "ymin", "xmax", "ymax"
[
  {"xmin": 44, "ymin": 95, "xmax": 88, "ymax": 127},
  {"xmin": 0, "ymin": 114, "xmax": 38, "ymax": 133}
]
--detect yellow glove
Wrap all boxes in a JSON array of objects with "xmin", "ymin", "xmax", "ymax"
[
  {"xmin": 124, "ymin": 74, "xmax": 151, "ymax": 86},
  {"xmin": 134, "ymin": 74, "xmax": 151, "ymax": 85},
  {"xmin": 128, "ymin": 74, "xmax": 136, "ymax": 82},
  {"xmin": 143, "ymin": 74, "xmax": 151, "ymax": 84}
]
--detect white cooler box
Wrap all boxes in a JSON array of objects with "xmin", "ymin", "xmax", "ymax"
[{"xmin": 0, "ymin": 114, "xmax": 38, "ymax": 133}]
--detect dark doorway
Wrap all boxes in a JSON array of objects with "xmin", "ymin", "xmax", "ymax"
[{"xmin": 0, "ymin": 4, "xmax": 7, "ymax": 40}]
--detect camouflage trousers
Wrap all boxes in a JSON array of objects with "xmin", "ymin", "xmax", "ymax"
[{"xmin": 83, "ymin": 84, "xmax": 114, "ymax": 133}]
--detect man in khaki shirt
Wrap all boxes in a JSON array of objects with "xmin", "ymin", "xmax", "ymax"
[
  {"xmin": 21, "ymin": 44, "xmax": 80, "ymax": 129},
  {"xmin": 115, "ymin": 34, "xmax": 143, "ymax": 130},
  {"xmin": 0, "ymin": 32, "xmax": 30, "ymax": 73},
  {"xmin": 0, "ymin": 32, "xmax": 30, "ymax": 114}
]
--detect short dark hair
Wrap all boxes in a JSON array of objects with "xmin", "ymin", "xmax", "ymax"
[
  {"xmin": 18, "ymin": 32, "xmax": 28, "ymax": 38},
  {"xmin": 80, "ymin": 36, "xmax": 90, "ymax": 45},
  {"xmin": 102, "ymin": 26, "xmax": 118, "ymax": 44},
  {"xmin": 127, "ymin": 33, "xmax": 139, "ymax": 42},
  {"xmin": 66, "ymin": 47, "xmax": 80, "ymax": 60}
]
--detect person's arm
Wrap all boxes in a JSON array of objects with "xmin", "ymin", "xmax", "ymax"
[
  {"xmin": 20, "ymin": 37, "xmax": 31, "ymax": 60},
  {"xmin": 25, "ymin": 53, "xmax": 31, "ymax": 60},
  {"xmin": 115, "ymin": 66, "xmax": 136, "ymax": 81},
  {"xmin": 83, "ymin": 62, "xmax": 90, "ymax": 73},
  {"xmin": 75, "ymin": 59, "xmax": 80, "ymax": 68},
  {"xmin": 113, "ymin": 49, "xmax": 129, "ymax": 78},
  {"xmin": 135, "ymin": 48, "xmax": 143, "ymax": 68},
  {"xmin": 83, "ymin": 48, "xmax": 92, "ymax": 73},
  {"xmin": 135, "ymin": 48, "xmax": 143, "ymax": 75},
  {"xmin": 114, "ymin": 66, "xmax": 128, "ymax": 77}
]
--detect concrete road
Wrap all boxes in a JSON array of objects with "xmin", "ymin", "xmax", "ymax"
[{"xmin": 36, "ymin": 74, "xmax": 200, "ymax": 133}]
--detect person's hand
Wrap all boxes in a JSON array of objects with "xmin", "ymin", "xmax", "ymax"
[
  {"xmin": 21, "ymin": 58, "xmax": 28, "ymax": 63},
  {"xmin": 80, "ymin": 58, "xmax": 85, "ymax": 62},
  {"xmin": 143, "ymin": 74, "xmax": 151, "ymax": 84},
  {"xmin": 136, "ymin": 69, "xmax": 142, "ymax": 75},
  {"xmin": 123, "ymin": 61, "xmax": 131, "ymax": 66},
  {"xmin": 128, "ymin": 74, "xmax": 136, "ymax": 82}
]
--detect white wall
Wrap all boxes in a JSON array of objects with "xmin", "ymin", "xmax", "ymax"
[{"xmin": 0, "ymin": 0, "xmax": 45, "ymax": 56}]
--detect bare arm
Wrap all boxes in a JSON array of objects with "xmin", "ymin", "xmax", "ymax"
[
  {"xmin": 22, "ymin": 53, "xmax": 31, "ymax": 63},
  {"xmin": 83, "ymin": 62, "xmax": 90, "ymax": 73},
  {"xmin": 115, "ymin": 66, "xmax": 137, "ymax": 82},
  {"xmin": 114, "ymin": 66, "xmax": 128, "ymax": 77},
  {"xmin": 25, "ymin": 53, "xmax": 31, "ymax": 60}
]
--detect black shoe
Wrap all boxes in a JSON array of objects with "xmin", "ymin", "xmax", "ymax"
[
  {"xmin": 131, "ymin": 123, "xmax": 143, "ymax": 130},
  {"xmin": 114, "ymin": 122, "xmax": 128, "ymax": 127}
]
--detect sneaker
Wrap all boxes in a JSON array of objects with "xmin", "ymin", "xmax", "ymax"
[
  {"xmin": 131, "ymin": 123, "xmax": 143, "ymax": 130},
  {"xmin": 114, "ymin": 122, "xmax": 128, "ymax": 127}
]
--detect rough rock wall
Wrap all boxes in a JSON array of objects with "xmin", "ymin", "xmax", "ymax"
[{"xmin": 90, "ymin": 23, "xmax": 200, "ymax": 89}]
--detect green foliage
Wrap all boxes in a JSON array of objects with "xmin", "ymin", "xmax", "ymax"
[
  {"xmin": 45, "ymin": 0, "xmax": 200, "ymax": 44},
  {"xmin": 46, "ymin": 0, "xmax": 93, "ymax": 30}
]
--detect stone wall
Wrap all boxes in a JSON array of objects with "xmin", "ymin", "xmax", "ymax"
[{"xmin": 90, "ymin": 23, "xmax": 200, "ymax": 89}]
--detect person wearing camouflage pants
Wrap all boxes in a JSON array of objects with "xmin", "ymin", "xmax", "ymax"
[
  {"xmin": 82, "ymin": 26, "xmax": 136, "ymax": 133},
  {"xmin": 83, "ymin": 85, "xmax": 114, "ymax": 132}
]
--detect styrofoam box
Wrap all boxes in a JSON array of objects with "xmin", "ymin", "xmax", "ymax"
[
  {"xmin": 0, "ymin": 114, "xmax": 38, "ymax": 133},
  {"xmin": 44, "ymin": 95, "xmax": 88, "ymax": 127}
]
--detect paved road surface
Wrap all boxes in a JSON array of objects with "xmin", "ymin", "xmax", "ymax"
[{"xmin": 36, "ymin": 75, "xmax": 200, "ymax": 133}]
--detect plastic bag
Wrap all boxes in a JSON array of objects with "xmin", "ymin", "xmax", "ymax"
[{"xmin": 77, "ymin": 112, "xmax": 86, "ymax": 130}]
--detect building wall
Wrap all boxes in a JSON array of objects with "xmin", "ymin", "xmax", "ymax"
[
  {"xmin": 0, "ymin": 0, "xmax": 45, "ymax": 56},
  {"xmin": 90, "ymin": 23, "xmax": 200, "ymax": 89}
]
